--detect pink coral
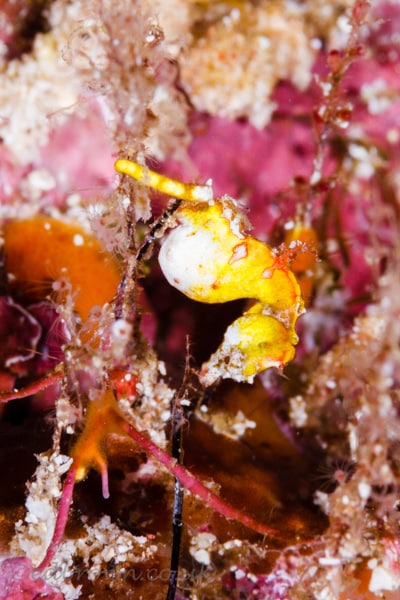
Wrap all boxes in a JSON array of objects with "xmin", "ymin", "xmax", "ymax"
[{"xmin": 0, "ymin": 557, "xmax": 64, "ymax": 600}]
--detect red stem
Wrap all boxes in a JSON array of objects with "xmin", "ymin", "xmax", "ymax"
[
  {"xmin": 123, "ymin": 422, "xmax": 277, "ymax": 538},
  {"xmin": 0, "ymin": 371, "xmax": 63, "ymax": 403},
  {"xmin": 37, "ymin": 464, "xmax": 77, "ymax": 571},
  {"xmin": 33, "ymin": 401, "xmax": 275, "ymax": 572}
]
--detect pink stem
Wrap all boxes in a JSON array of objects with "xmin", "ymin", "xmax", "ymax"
[
  {"xmin": 99, "ymin": 458, "xmax": 110, "ymax": 499},
  {"xmin": 0, "ymin": 371, "xmax": 63, "ymax": 403},
  {"xmin": 123, "ymin": 422, "xmax": 277, "ymax": 538},
  {"xmin": 37, "ymin": 464, "xmax": 77, "ymax": 571}
]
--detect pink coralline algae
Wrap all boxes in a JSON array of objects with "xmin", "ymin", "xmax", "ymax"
[
  {"xmin": 222, "ymin": 563, "xmax": 297, "ymax": 600},
  {"xmin": 0, "ymin": 557, "xmax": 64, "ymax": 600}
]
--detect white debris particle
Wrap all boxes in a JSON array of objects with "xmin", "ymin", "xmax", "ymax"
[
  {"xmin": 189, "ymin": 532, "xmax": 217, "ymax": 565},
  {"xmin": 284, "ymin": 220, "xmax": 295, "ymax": 230},
  {"xmin": 231, "ymin": 410, "xmax": 256, "ymax": 437},
  {"xmin": 310, "ymin": 170, "xmax": 321, "ymax": 185},
  {"xmin": 88, "ymin": 357, "xmax": 104, "ymax": 375},
  {"xmin": 73, "ymin": 234, "xmax": 84, "ymax": 246},
  {"xmin": 319, "ymin": 556, "xmax": 341, "ymax": 566},
  {"xmin": 111, "ymin": 319, "xmax": 132, "ymax": 340},
  {"xmin": 319, "ymin": 81, "xmax": 332, "ymax": 97},
  {"xmin": 387, "ymin": 128, "xmax": 399, "ymax": 144},
  {"xmin": 110, "ymin": 319, "xmax": 133, "ymax": 360},
  {"xmin": 335, "ymin": 113, "xmax": 351, "ymax": 129},
  {"xmin": 135, "ymin": 536, "xmax": 148, "ymax": 545},
  {"xmin": 193, "ymin": 183, "xmax": 214, "ymax": 203},
  {"xmin": 222, "ymin": 539, "xmax": 243, "ymax": 550},
  {"xmin": 311, "ymin": 37, "xmax": 322, "ymax": 50},
  {"xmin": 358, "ymin": 482, "xmax": 371, "ymax": 500},
  {"xmin": 337, "ymin": 13, "xmax": 352, "ymax": 34},
  {"xmin": 161, "ymin": 409, "xmax": 171, "ymax": 421},
  {"xmin": 326, "ymin": 238, "xmax": 338, "ymax": 253},
  {"xmin": 348, "ymin": 143, "xmax": 369, "ymax": 162},
  {"xmin": 314, "ymin": 490, "xmax": 331, "ymax": 515},
  {"xmin": 199, "ymin": 408, "xmax": 256, "ymax": 440},
  {"xmin": 348, "ymin": 424, "xmax": 359, "ymax": 454},
  {"xmin": 66, "ymin": 193, "xmax": 82, "ymax": 207},
  {"xmin": 315, "ymin": 586, "xmax": 336, "ymax": 600},
  {"xmin": 355, "ymin": 160, "xmax": 375, "ymax": 180},
  {"xmin": 235, "ymin": 568, "xmax": 246, "ymax": 580},
  {"xmin": 361, "ymin": 79, "xmax": 392, "ymax": 115},
  {"xmin": 192, "ymin": 548, "xmax": 211, "ymax": 566},
  {"xmin": 101, "ymin": 546, "xmax": 116, "ymax": 562},
  {"xmin": 369, "ymin": 563, "xmax": 400, "ymax": 593},
  {"xmin": 289, "ymin": 395, "xmax": 308, "ymax": 427}
]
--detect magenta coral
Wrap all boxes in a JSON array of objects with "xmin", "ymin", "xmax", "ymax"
[{"xmin": 0, "ymin": 557, "xmax": 64, "ymax": 600}]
